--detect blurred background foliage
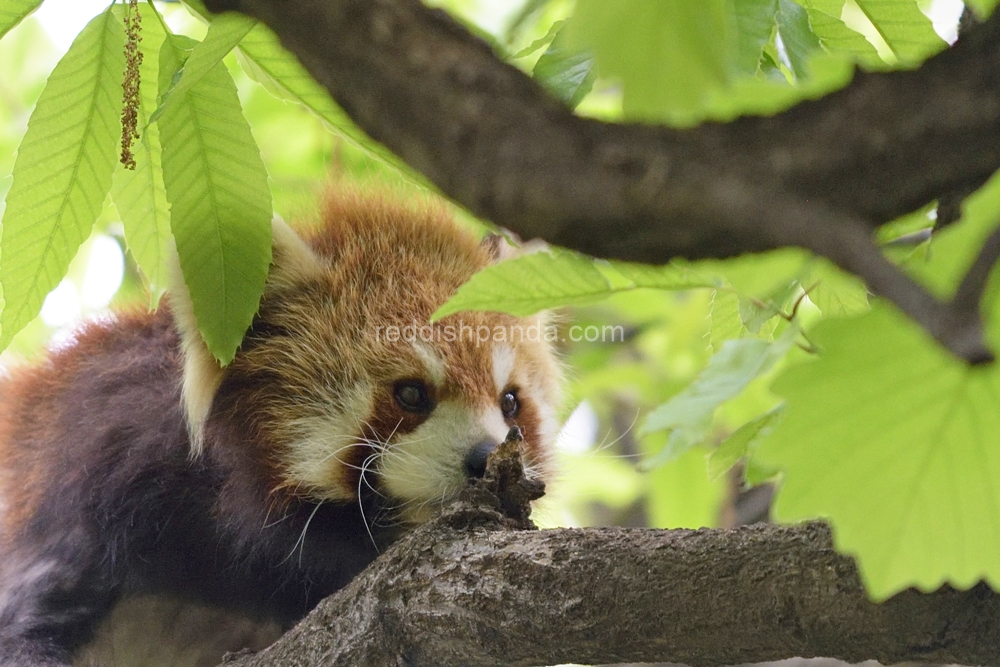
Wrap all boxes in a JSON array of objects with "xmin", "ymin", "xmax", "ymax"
[{"xmin": 3, "ymin": 0, "xmax": 1000, "ymax": 602}]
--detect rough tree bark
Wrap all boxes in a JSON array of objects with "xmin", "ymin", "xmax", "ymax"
[
  {"xmin": 192, "ymin": 1, "xmax": 1000, "ymax": 665},
  {"xmin": 223, "ymin": 438, "xmax": 1000, "ymax": 667}
]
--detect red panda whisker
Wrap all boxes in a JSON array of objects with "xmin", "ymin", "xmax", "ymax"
[
  {"xmin": 356, "ymin": 451, "xmax": 383, "ymax": 551},
  {"xmin": 281, "ymin": 500, "xmax": 325, "ymax": 568}
]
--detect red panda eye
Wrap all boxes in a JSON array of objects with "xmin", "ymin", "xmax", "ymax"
[
  {"xmin": 500, "ymin": 391, "xmax": 519, "ymax": 419},
  {"xmin": 394, "ymin": 380, "xmax": 434, "ymax": 413}
]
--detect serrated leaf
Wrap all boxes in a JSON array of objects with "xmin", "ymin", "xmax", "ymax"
[
  {"xmin": 433, "ymin": 249, "xmax": 612, "ymax": 320},
  {"xmin": 853, "ymin": 0, "xmax": 945, "ymax": 64},
  {"xmin": 758, "ymin": 303, "xmax": 1000, "ymax": 600},
  {"xmin": 776, "ymin": 0, "xmax": 822, "ymax": 77},
  {"xmin": 0, "ymin": 0, "xmax": 41, "ymax": 41},
  {"xmin": 799, "ymin": 0, "xmax": 886, "ymax": 67},
  {"xmin": 151, "ymin": 12, "xmax": 255, "ymax": 123},
  {"xmin": 566, "ymin": 0, "xmax": 733, "ymax": 124},
  {"xmin": 707, "ymin": 405, "xmax": 783, "ymax": 481},
  {"xmin": 157, "ymin": 34, "xmax": 272, "ymax": 365},
  {"xmin": 641, "ymin": 329, "xmax": 797, "ymax": 466},
  {"xmin": 733, "ymin": 0, "xmax": 778, "ymax": 75},
  {"xmin": 0, "ymin": 7, "xmax": 124, "ymax": 349},
  {"xmin": 532, "ymin": 27, "xmax": 595, "ymax": 108},
  {"xmin": 437, "ymin": 249, "xmax": 810, "ymax": 321}
]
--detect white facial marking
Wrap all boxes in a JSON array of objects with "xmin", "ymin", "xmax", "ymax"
[
  {"xmin": 283, "ymin": 382, "xmax": 374, "ymax": 501},
  {"xmin": 492, "ymin": 344, "xmax": 515, "ymax": 393},
  {"xmin": 378, "ymin": 400, "xmax": 508, "ymax": 523},
  {"xmin": 411, "ymin": 341, "xmax": 446, "ymax": 387}
]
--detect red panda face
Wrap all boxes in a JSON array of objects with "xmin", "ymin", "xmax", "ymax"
[
  {"xmin": 176, "ymin": 192, "xmax": 561, "ymax": 525},
  {"xmin": 360, "ymin": 326, "xmax": 560, "ymax": 523}
]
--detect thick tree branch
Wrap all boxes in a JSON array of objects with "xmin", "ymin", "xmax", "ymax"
[
  {"xmin": 203, "ymin": 0, "xmax": 1000, "ymax": 253},
  {"xmin": 224, "ymin": 512, "xmax": 1000, "ymax": 667},
  {"xmin": 213, "ymin": 436, "xmax": 1000, "ymax": 667},
  {"xmin": 202, "ymin": 0, "xmax": 1000, "ymax": 362}
]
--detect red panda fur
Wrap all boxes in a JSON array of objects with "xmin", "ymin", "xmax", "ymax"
[{"xmin": 0, "ymin": 190, "xmax": 560, "ymax": 667}]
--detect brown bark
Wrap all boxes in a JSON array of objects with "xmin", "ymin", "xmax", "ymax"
[
  {"xmin": 202, "ymin": 0, "xmax": 1000, "ymax": 362},
  {"xmin": 225, "ymin": 502, "xmax": 1000, "ymax": 667},
  {"xmin": 216, "ymin": 437, "xmax": 1000, "ymax": 667}
]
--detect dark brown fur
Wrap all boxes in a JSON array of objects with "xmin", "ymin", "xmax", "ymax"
[{"xmin": 0, "ymin": 309, "xmax": 394, "ymax": 666}]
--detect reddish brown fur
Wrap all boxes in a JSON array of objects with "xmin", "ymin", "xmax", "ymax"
[
  {"xmin": 211, "ymin": 189, "xmax": 559, "ymax": 505},
  {"xmin": 0, "ymin": 312, "xmax": 171, "ymax": 537}
]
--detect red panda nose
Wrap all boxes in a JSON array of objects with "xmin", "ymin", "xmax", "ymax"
[{"xmin": 464, "ymin": 440, "xmax": 496, "ymax": 479}]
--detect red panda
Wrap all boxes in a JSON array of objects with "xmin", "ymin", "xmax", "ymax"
[{"xmin": 0, "ymin": 190, "xmax": 561, "ymax": 667}]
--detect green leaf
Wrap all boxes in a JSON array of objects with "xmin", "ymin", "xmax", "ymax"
[
  {"xmin": 641, "ymin": 328, "xmax": 797, "ymax": 465},
  {"xmin": 708, "ymin": 405, "xmax": 783, "ymax": 481},
  {"xmin": 151, "ymin": 12, "xmax": 255, "ymax": 123},
  {"xmin": 437, "ymin": 249, "xmax": 811, "ymax": 321},
  {"xmin": 433, "ymin": 249, "xmax": 613, "ymax": 320},
  {"xmin": 698, "ymin": 247, "xmax": 809, "ymax": 298},
  {"xmin": 906, "ymin": 171, "xmax": 1000, "ymax": 301},
  {"xmin": 853, "ymin": 0, "xmax": 945, "ymax": 64},
  {"xmin": 157, "ymin": 34, "xmax": 272, "ymax": 365},
  {"xmin": 805, "ymin": 258, "xmax": 870, "ymax": 317},
  {"xmin": 511, "ymin": 18, "xmax": 563, "ymax": 59},
  {"xmin": 733, "ymin": 0, "xmax": 778, "ymax": 75},
  {"xmin": 111, "ymin": 1, "xmax": 170, "ymax": 307},
  {"xmin": 775, "ymin": 0, "xmax": 823, "ymax": 77},
  {"xmin": 700, "ymin": 49, "xmax": 854, "ymax": 120},
  {"xmin": 758, "ymin": 303, "xmax": 1000, "ymax": 600},
  {"xmin": 179, "ymin": 2, "xmax": 340, "ymax": 126},
  {"xmin": 606, "ymin": 260, "xmax": 717, "ymax": 291},
  {"xmin": 0, "ymin": 0, "xmax": 41, "ymax": 41},
  {"xmin": 738, "ymin": 296, "xmax": 782, "ymax": 335},
  {"xmin": 505, "ymin": 0, "xmax": 553, "ymax": 44},
  {"xmin": 798, "ymin": 0, "xmax": 885, "ymax": 67},
  {"xmin": 566, "ymin": 0, "xmax": 733, "ymax": 124},
  {"xmin": 646, "ymin": 441, "xmax": 727, "ymax": 529},
  {"xmin": 709, "ymin": 289, "xmax": 745, "ymax": 352},
  {"xmin": 532, "ymin": 27, "xmax": 595, "ymax": 108},
  {"xmin": 0, "ymin": 7, "xmax": 124, "ymax": 349},
  {"xmin": 435, "ymin": 250, "xmax": 731, "ymax": 321}
]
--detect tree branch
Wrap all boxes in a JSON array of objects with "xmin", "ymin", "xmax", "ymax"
[
  {"xmin": 201, "ymin": 0, "xmax": 1000, "ymax": 362},
  {"xmin": 224, "ymin": 510, "xmax": 1000, "ymax": 667},
  {"xmin": 213, "ymin": 435, "xmax": 1000, "ymax": 667},
  {"xmin": 203, "ymin": 0, "xmax": 1000, "ymax": 254}
]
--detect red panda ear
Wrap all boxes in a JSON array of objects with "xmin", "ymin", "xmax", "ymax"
[
  {"xmin": 268, "ymin": 215, "xmax": 325, "ymax": 287},
  {"xmin": 170, "ymin": 217, "xmax": 325, "ymax": 455}
]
